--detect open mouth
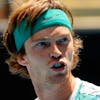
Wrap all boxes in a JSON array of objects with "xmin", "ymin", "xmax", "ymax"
[{"xmin": 51, "ymin": 62, "xmax": 66, "ymax": 72}]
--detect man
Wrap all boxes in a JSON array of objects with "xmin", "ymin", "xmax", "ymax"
[{"xmin": 3, "ymin": 0, "xmax": 100, "ymax": 100}]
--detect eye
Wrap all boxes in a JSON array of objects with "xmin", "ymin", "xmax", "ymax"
[
  {"xmin": 56, "ymin": 37, "xmax": 69, "ymax": 45},
  {"xmin": 34, "ymin": 40, "xmax": 50, "ymax": 49}
]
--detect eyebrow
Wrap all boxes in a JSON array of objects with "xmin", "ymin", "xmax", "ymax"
[
  {"xmin": 32, "ymin": 34, "xmax": 70, "ymax": 42},
  {"xmin": 32, "ymin": 37, "xmax": 50, "ymax": 42}
]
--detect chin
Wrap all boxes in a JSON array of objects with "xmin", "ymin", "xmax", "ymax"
[{"xmin": 47, "ymin": 73, "xmax": 68, "ymax": 84}]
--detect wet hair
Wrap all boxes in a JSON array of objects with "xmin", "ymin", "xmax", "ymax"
[{"xmin": 3, "ymin": 0, "xmax": 83, "ymax": 78}]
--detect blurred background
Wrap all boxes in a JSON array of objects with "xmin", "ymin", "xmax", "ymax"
[
  {"xmin": 61, "ymin": 0, "xmax": 100, "ymax": 29},
  {"xmin": 0, "ymin": 0, "xmax": 100, "ymax": 100}
]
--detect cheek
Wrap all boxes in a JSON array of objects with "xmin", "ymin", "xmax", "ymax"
[
  {"xmin": 65, "ymin": 42, "xmax": 74, "ymax": 61},
  {"xmin": 26, "ymin": 49, "xmax": 49, "ymax": 68},
  {"xmin": 65, "ymin": 48, "xmax": 74, "ymax": 62},
  {"xmin": 67, "ymin": 50, "xmax": 73, "ymax": 61},
  {"xmin": 26, "ymin": 56, "xmax": 49, "ymax": 83},
  {"xmin": 29, "ymin": 48, "xmax": 48, "ymax": 58}
]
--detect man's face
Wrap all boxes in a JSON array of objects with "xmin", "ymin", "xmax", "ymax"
[{"xmin": 24, "ymin": 26, "xmax": 74, "ymax": 84}]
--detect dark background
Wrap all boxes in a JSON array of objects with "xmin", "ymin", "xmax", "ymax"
[{"xmin": 0, "ymin": 29, "xmax": 100, "ymax": 99}]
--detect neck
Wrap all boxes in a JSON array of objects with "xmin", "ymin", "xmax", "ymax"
[{"xmin": 33, "ymin": 73, "xmax": 75, "ymax": 100}]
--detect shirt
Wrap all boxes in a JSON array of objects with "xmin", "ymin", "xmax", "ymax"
[{"xmin": 35, "ymin": 78, "xmax": 100, "ymax": 100}]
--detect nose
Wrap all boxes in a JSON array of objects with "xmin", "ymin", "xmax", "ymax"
[{"xmin": 49, "ymin": 43, "xmax": 62, "ymax": 59}]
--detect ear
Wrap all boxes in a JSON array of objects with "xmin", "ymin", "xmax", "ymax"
[{"xmin": 17, "ymin": 54, "xmax": 29, "ymax": 67}]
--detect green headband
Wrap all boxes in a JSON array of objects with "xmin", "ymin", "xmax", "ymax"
[{"xmin": 13, "ymin": 9, "xmax": 72, "ymax": 52}]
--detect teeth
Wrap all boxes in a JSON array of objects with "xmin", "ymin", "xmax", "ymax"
[{"xmin": 53, "ymin": 63, "xmax": 61, "ymax": 68}]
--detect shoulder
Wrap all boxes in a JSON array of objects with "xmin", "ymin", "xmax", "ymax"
[
  {"xmin": 34, "ymin": 98, "xmax": 39, "ymax": 100},
  {"xmin": 81, "ymin": 80, "xmax": 100, "ymax": 94},
  {"xmin": 79, "ymin": 79, "xmax": 100, "ymax": 99}
]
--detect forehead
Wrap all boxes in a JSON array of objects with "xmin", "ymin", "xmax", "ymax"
[{"xmin": 29, "ymin": 26, "xmax": 72, "ymax": 41}]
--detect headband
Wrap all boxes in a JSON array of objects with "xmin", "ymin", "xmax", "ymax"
[{"xmin": 13, "ymin": 9, "xmax": 72, "ymax": 52}]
